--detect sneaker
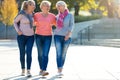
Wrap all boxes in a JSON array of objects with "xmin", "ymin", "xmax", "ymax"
[
  {"xmin": 41, "ymin": 71, "xmax": 49, "ymax": 76},
  {"xmin": 39, "ymin": 71, "xmax": 43, "ymax": 75},
  {"xmin": 21, "ymin": 69, "xmax": 25, "ymax": 76},
  {"xmin": 56, "ymin": 72, "xmax": 64, "ymax": 76},
  {"xmin": 27, "ymin": 70, "xmax": 32, "ymax": 77},
  {"xmin": 27, "ymin": 73, "xmax": 32, "ymax": 77},
  {"xmin": 21, "ymin": 72, "xmax": 25, "ymax": 76}
]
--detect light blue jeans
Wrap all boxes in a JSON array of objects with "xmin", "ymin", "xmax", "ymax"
[{"xmin": 54, "ymin": 35, "xmax": 71, "ymax": 69}]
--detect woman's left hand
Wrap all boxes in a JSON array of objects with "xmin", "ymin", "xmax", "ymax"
[
  {"xmin": 64, "ymin": 31, "xmax": 71, "ymax": 41},
  {"xmin": 64, "ymin": 35, "xmax": 69, "ymax": 41}
]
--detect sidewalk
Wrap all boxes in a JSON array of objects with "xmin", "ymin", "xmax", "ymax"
[{"xmin": 0, "ymin": 40, "xmax": 120, "ymax": 80}]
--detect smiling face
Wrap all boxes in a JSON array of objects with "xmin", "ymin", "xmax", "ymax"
[
  {"xmin": 40, "ymin": 3, "xmax": 50, "ymax": 12},
  {"xmin": 28, "ymin": 2, "xmax": 35, "ymax": 12},
  {"xmin": 56, "ymin": 4, "xmax": 65, "ymax": 13},
  {"xmin": 40, "ymin": 1, "xmax": 51, "ymax": 13},
  {"xmin": 56, "ymin": 1, "xmax": 67, "ymax": 13}
]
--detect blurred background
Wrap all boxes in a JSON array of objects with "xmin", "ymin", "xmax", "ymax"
[{"xmin": 0, "ymin": 0, "xmax": 120, "ymax": 47}]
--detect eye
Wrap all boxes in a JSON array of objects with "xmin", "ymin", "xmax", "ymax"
[{"xmin": 30, "ymin": 3, "xmax": 35, "ymax": 6}]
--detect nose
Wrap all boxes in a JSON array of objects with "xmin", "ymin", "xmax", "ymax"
[{"xmin": 32, "ymin": 5, "xmax": 35, "ymax": 9}]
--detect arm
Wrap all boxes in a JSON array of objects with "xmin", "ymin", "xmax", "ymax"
[
  {"xmin": 53, "ymin": 15, "xmax": 56, "ymax": 26},
  {"xmin": 52, "ymin": 15, "xmax": 57, "ymax": 30},
  {"xmin": 14, "ymin": 14, "xmax": 23, "ymax": 35},
  {"xmin": 51, "ymin": 14, "xmax": 57, "ymax": 30},
  {"xmin": 68, "ymin": 14, "xmax": 74, "ymax": 32},
  {"xmin": 33, "ymin": 13, "xmax": 37, "ymax": 27},
  {"xmin": 65, "ymin": 14, "xmax": 74, "ymax": 41}
]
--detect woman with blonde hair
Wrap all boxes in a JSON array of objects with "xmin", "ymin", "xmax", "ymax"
[
  {"xmin": 14, "ymin": 0, "xmax": 35, "ymax": 77},
  {"xmin": 54, "ymin": 1, "xmax": 74, "ymax": 76},
  {"xmin": 34, "ymin": 0, "xmax": 56, "ymax": 76}
]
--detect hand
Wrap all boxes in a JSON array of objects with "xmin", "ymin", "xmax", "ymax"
[
  {"xmin": 64, "ymin": 32, "xmax": 71, "ymax": 41},
  {"xmin": 52, "ymin": 25, "xmax": 56, "ymax": 30},
  {"xmin": 18, "ymin": 31, "xmax": 23, "ymax": 35},
  {"xmin": 64, "ymin": 35, "xmax": 69, "ymax": 41}
]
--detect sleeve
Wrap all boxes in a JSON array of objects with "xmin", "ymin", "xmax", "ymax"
[
  {"xmin": 51, "ymin": 14, "xmax": 56, "ymax": 26},
  {"xmin": 33, "ymin": 13, "xmax": 37, "ymax": 26},
  {"xmin": 68, "ymin": 14, "xmax": 74, "ymax": 32},
  {"xmin": 13, "ymin": 14, "xmax": 22, "ymax": 32}
]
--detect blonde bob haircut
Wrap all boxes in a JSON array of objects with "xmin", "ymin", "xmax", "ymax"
[
  {"xmin": 40, "ymin": 0, "xmax": 51, "ymax": 9},
  {"xmin": 21, "ymin": 0, "xmax": 35, "ymax": 10},
  {"xmin": 56, "ymin": 1, "xmax": 67, "ymax": 9}
]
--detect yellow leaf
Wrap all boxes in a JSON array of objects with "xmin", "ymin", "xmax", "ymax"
[{"xmin": 1, "ymin": 0, "xmax": 18, "ymax": 26}]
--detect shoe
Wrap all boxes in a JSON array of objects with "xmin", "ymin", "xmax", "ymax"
[
  {"xmin": 56, "ymin": 72, "xmax": 64, "ymax": 76},
  {"xmin": 57, "ymin": 68, "xmax": 63, "ymax": 77},
  {"xmin": 27, "ymin": 70, "xmax": 32, "ymax": 77},
  {"xmin": 39, "ymin": 71, "xmax": 43, "ymax": 75},
  {"xmin": 27, "ymin": 72, "xmax": 32, "ymax": 77},
  {"xmin": 21, "ymin": 69, "xmax": 25, "ymax": 76},
  {"xmin": 41, "ymin": 71, "xmax": 49, "ymax": 76},
  {"xmin": 21, "ymin": 72, "xmax": 25, "ymax": 76}
]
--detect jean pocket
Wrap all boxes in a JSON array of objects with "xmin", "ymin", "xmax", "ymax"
[
  {"xmin": 65, "ymin": 38, "xmax": 71, "ymax": 44},
  {"xmin": 17, "ymin": 35, "xmax": 25, "ymax": 39}
]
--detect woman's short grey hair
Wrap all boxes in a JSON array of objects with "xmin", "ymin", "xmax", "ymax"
[
  {"xmin": 40, "ymin": 0, "xmax": 51, "ymax": 8},
  {"xmin": 56, "ymin": 1, "xmax": 67, "ymax": 9},
  {"xmin": 21, "ymin": 0, "xmax": 35, "ymax": 10}
]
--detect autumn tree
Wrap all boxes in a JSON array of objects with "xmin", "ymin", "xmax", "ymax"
[
  {"xmin": 1, "ymin": 0, "xmax": 18, "ymax": 39},
  {"xmin": 17, "ymin": 0, "xmax": 99, "ymax": 16},
  {"xmin": 98, "ymin": 0, "xmax": 117, "ymax": 17},
  {"xmin": 34, "ymin": 0, "xmax": 88, "ymax": 15},
  {"xmin": 1, "ymin": 0, "xmax": 18, "ymax": 26},
  {"xmin": 0, "ymin": 1, "xmax": 3, "ymax": 21},
  {"xmin": 80, "ymin": 0, "xmax": 99, "ymax": 15}
]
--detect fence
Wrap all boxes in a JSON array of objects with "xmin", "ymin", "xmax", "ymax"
[{"xmin": 0, "ymin": 22, "xmax": 17, "ymax": 39}]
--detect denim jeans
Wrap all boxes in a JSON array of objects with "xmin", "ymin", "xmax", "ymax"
[
  {"xmin": 54, "ymin": 35, "xmax": 71, "ymax": 69},
  {"xmin": 35, "ymin": 34, "xmax": 52, "ymax": 71},
  {"xmin": 17, "ymin": 35, "xmax": 34, "ymax": 70}
]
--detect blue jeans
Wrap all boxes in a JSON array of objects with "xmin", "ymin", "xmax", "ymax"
[
  {"xmin": 17, "ymin": 35, "xmax": 34, "ymax": 70},
  {"xmin": 54, "ymin": 35, "xmax": 71, "ymax": 69},
  {"xmin": 35, "ymin": 34, "xmax": 52, "ymax": 71}
]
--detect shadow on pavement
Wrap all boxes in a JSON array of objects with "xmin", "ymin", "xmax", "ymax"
[
  {"xmin": 3, "ymin": 75, "xmax": 27, "ymax": 80},
  {"xmin": 47, "ymin": 75, "xmax": 62, "ymax": 80},
  {"xmin": 3, "ymin": 75, "xmax": 49, "ymax": 80},
  {"xmin": 32, "ymin": 76, "xmax": 47, "ymax": 80}
]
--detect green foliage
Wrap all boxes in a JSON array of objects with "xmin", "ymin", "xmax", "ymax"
[
  {"xmin": 34, "ymin": 0, "xmax": 40, "ymax": 12},
  {"xmin": 34, "ymin": 0, "xmax": 88, "ymax": 14},
  {"xmin": 75, "ymin": 14, "xmax": 102, "ymax": 23},
  {"xmin": 17, "ymin": 0, "xmax": 100, "ymax": 15}
]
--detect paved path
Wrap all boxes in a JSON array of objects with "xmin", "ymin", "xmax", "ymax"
[{"xmin": 0, "ymin": 40, "xmax": 120, "ymax": 80}]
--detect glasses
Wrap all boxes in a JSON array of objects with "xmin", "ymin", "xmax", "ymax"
[{"xmin": 29, "ymin": 3, "xmax": 35, "ymax": 6}]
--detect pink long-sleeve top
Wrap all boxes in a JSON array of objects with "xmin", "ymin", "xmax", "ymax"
[
  {"xmin": 34, "ymin": 12, "xmax": 56, "ymax": 36},
  {"xmin": 14, "ymin": 14, "xmax": 34, "ymax": 36}
]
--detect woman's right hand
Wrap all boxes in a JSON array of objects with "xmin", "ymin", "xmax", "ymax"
[{"xmin": 18, "ymin": 31, "xmax": 23, "ymax": 35}]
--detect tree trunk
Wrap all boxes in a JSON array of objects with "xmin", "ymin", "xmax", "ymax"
[
  {"xmin": 5, "ymin": 25, "xmax": 8, "ymax": 39},
  {"xmin": 74, "ymin": 2, "xmax": 80, "ymax": 16},
  {"xmin": 107, "ymin": 3, "xmax": 114, "ymax": 18}
]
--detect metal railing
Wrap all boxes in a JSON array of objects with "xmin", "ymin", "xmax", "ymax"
[{"xmin": 77, "ymin": 25, "xmax": 92, "ymax": 45}]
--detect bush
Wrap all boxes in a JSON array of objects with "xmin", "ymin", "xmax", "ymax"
[{"xmin": 75, "ymin": 14, "xmax": 102, "ymax": 23}]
